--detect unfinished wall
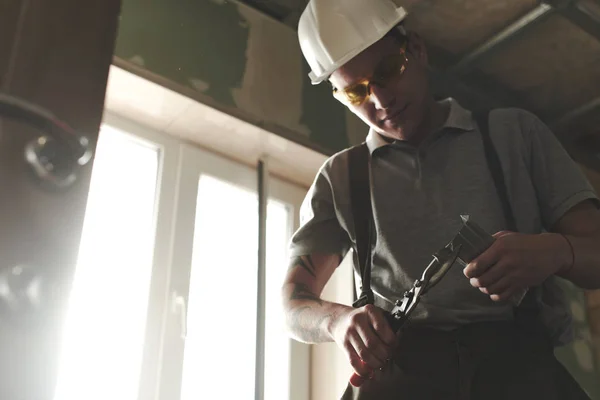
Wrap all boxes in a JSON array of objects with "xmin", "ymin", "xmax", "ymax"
[{"xmin": 114, "ymin": 0, "xmax": 355, "ymax": 155}]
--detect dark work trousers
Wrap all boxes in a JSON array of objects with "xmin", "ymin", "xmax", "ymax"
[{"xmin": 341, "ymin": 320, "xmax": 591, "ymax": 400}]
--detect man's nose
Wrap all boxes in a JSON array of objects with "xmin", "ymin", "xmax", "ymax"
[{"xmin": 369, "ymin": 84, "xmax": 396, "ymax": 110}]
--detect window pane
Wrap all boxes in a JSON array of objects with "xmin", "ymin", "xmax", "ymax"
[
  {"xmin": 54, "ymin": 125, "xmax": 159, "ymax": 400},
  {"xmin": 265, "ymin": 200, "xmax": 293, "ymax": 400},
  {"xmin": 179, "ymin": 174, "xmax": 296, "ymax": 400},
  {"xmin": 180, "ymin": 175, "xmax": 259, "ymax": 400}
]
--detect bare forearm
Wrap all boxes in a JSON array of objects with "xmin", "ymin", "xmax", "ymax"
[
  {"xmin": 282, "ymin": 282, "xmax": 350, "ymax": 343},
  {"xmin": 559, "ymin": 234, "xmax": 600, "ymax": 289}
]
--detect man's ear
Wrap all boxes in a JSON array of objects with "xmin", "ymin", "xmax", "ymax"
[{"xmin": 406, "ymin": 31, "xmax": 428, "ymax": 65}]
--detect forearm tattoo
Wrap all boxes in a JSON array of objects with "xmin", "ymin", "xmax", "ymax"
[
  {"xmin": 289, "ymin": 255, "xmax": 317, "ymax": 277},
  {"xmin": 289, "ymin": 282, "xmax": 323, "ymax": 305},
  {"xmin": 288, "ymin": 305, "xmax": 334, "ymax": 343},
  {"xmin": 285, "ymin": 255, "xmax": 343, "ymax": 342}
]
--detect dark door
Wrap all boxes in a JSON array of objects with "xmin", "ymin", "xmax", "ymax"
[{"xmin": 0, "ymin": 1, "xmax": 121, "ymax": 398}]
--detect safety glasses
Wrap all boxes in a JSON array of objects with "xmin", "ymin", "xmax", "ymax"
[{"xmin": 332, "ymin": 43, "xmax": 409, "ymax": 106}]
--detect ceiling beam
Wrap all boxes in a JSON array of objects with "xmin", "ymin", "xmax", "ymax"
[
  {"xmin": 552, "ymin": 95, "xmax": 600, "ymax": 132},
  {"xmin": 426, "ymin": 43, "xmax": 533, "ymax": 113},
  {"xmin": 428, "ymin": 68, "xmax": 502, "ymax": 111},
  {"xmin": 560, "ymin": 1, "xmax": 600, "ymax": 42},
  {"xmin": 449, "ymin": 3, "xmax": 554, "ymax": 75},
  {"xmin": 447, "ymin": 0, "xmax": 600, "ymax": 74}
]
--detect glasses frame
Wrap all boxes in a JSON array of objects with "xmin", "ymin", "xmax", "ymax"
[{"xmin": 332, "ymin": 41, "xmax": 409, "ymax": 106}]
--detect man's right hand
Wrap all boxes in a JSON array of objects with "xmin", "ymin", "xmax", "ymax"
[
  {"xmin": 331, "ymin": 304, "xmax": 398, "ymax": 378},
  {"xmin": 281, "ymin": 253, "xmax": 398, "ymax": 378}
]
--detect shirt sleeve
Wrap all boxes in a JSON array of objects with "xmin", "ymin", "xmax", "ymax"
[
  {"xmin": 522, "ymin": 110, "xmax": 600, "ymax": 230},
  {"xmin": 288, "ymin": 168, "xmax": 351, "ymax": 258}
]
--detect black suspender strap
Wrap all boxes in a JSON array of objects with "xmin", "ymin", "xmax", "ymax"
[
  {"xmin": 472, "ymin": 110, "xmax": 518, "ymax": 232},
  {"xmin": 473, "ymin": 111, "xmax": 541, "ymax": 315},
  {"xmin": 348, "ymin": 143, "xmax": 375, "ymax": 308}
]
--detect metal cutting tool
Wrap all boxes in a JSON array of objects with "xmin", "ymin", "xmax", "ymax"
[{"xmin": 350, "ymin": 215, "xmax": 497, "ymax": 387}]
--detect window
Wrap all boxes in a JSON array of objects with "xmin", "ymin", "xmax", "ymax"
[
  {"xmin": 55, "ymin": 113, "xmax": 310, "ymax": 400},
  {"xmin": 180, "ymin": 175, "xmax": 260, "ymax": 400},
  {"xmin": 264, "ymin": 200, "xmax": 294, "ymax": 400},
  {"xmin": 163, "ymin": 145, "xmax": 308, "ymax": 400},
  {"xmin": 54, "ymin": 126, "xmax": 160, "ymax": 400},
  {"xmin": 178, "ymin": 176, "xmax": 296, "ymax": 400}
]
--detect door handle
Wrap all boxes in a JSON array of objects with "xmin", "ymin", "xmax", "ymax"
[
  {"xmin": 171, "ymin": 292, "xmax": 188, "ymax": 340},
  {"xmin": 0, "ymin": 93, "xmax": 93, "ymax": 190}
]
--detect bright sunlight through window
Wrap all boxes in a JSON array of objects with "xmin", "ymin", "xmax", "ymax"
[
  {"xmin": 180, "ymin": 175, "xmax": 293, "ymax": 400},
  {"xmin": 54, "ymin": 125, "xmax": 159, "ymax": 400},
  {"xmin": 264, "ymin": 200, "xmax": 293, "ymax": 400}
]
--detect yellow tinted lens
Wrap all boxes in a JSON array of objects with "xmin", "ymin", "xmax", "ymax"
[{"xmin": 344, "ymin": 82, "xmax": 370, "ymax": 105}]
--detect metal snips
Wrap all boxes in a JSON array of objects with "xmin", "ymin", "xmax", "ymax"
[
  {"xmin": 384, "ymin": 215, "xmax": 498, "ymax": 332},
  {"xmin": 385, "ymin": 243, "xmax": 462, "ymax": 332}
]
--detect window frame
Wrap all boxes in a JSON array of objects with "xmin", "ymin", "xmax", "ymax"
[{"xmin": 101, "ymin": 111, "xmax": 310, "ymax": 400}]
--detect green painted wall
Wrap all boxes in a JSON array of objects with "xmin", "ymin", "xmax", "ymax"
[{"xmin": 114, "ymin": 0, "xmax": 351, "ymax": 155}]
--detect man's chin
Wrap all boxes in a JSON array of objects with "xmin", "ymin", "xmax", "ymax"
[{"xmin": 376, "ymin": 123, "xmax": 414, "ymax": 142}]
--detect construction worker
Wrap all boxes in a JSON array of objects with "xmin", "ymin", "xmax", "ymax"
[{"xmin": 281, "ymin": 0, "xmax": 600, "ymax": 399}]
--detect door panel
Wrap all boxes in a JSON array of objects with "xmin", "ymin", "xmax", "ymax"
[
  {"xmin": 181, "ymin": 173, "xmax": 260, "ymax": 400},
  {"xmin": 101, "ymin": 112, "xmax": 183, "ymax": 400},
  {"xmin": 160, "ymin": 145, "xmax": 258, "ymax": 400},
  {"xmin": 160, "ymin": 145, "xmax": 309, "ymax": 400},
  {"xmin": 265, "ymin": 180, "xmax": 310, "ymax": 400}
]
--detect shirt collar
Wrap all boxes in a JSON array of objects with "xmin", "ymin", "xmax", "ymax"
[{"xmin": 365, "ymin": 98, "xmax": 475, "ymax": 154}]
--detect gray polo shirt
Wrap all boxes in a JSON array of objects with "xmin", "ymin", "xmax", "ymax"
[{"xmin": 289, "ymin": 98, "xmax": 598, "ymax": 332}]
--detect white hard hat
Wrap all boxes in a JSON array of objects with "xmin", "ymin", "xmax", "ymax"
[{"xmin": 298, "ymin": 0, "xmax": 408, "ymax": 85}]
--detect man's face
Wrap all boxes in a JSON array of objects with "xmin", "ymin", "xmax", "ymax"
[{"xmin": 329, "ymin": 32, "xmax": 431, "ymax": 142}]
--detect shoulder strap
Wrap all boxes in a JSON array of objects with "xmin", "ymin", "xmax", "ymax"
[
  {"xmin": 347, "ymin": 143, "xmax": 375, "ymax": 308},
  {"xmin": 473, "ymin": 111, "xmax": 541, "ymax": 314},
  {"xmin": 472, "ymin": 110, "xmax": 517, "ymax": 232}
]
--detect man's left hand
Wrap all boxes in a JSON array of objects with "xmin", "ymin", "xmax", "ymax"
[{"xmin": 463, "ymin": 231, "xmax": 570, "ymax": 302}]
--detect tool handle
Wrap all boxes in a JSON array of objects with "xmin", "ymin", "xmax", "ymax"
[{"xmin": 350, "ymin": 372, "xmax": 368, "ymax": 387}]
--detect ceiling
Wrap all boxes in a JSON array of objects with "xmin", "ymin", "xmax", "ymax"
[
  {"xmin": 241, "ymin": 0, "xmax": 308, "ymax": 23},
  {"xmin": 238, "ymin": 0, "xmax": 600, "ymax": 169}
]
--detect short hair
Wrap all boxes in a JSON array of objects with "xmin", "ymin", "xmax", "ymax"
[{"xmin": 383, "ymin": 23, "xmax": 408, "ymax": 46}]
